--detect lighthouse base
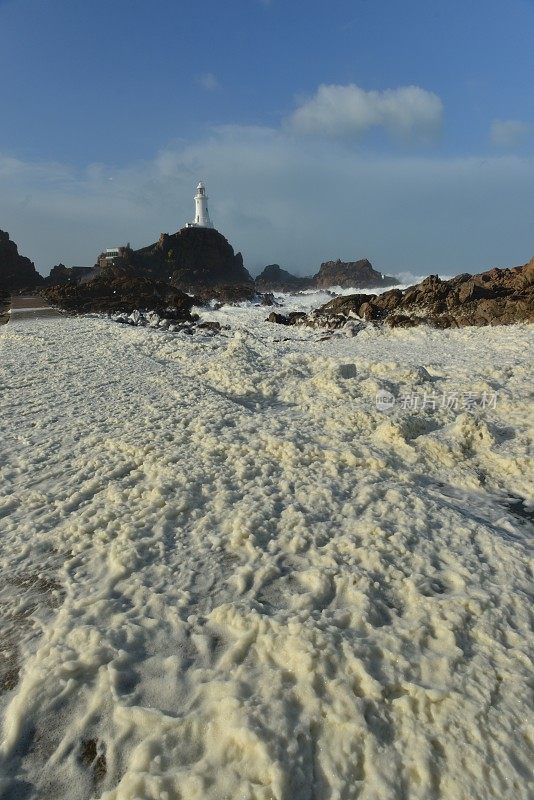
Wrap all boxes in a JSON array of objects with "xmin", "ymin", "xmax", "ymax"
[{"xmin": 185, "ymin": 222, "xmax": 215, "ymax": 230}]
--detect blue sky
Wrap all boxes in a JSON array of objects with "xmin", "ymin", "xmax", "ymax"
[{"xmin": 1, "ymin": 0, "xmax": 533, "ymax": 276}]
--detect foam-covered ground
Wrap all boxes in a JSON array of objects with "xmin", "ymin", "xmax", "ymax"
[{"xmin": 0, "ymin": 308, "xmax": 533, "ymax": 799}]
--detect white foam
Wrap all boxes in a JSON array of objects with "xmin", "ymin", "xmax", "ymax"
[{"xmin": 0, "ymin": 312, "xmax": 532, "ymax": 799}]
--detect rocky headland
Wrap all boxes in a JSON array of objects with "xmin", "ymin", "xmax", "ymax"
[
  {"xmin": 117, "ymin": 227, "xmax": 252, "ymax": 291},
  {"xmin": 42, "ymin": 227, "xmax": 264, "ymax": 315}
]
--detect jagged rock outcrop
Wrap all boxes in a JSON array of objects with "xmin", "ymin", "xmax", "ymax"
[
  {"xmin": 255, "ymin": 264, "xmax": 315, "ymax": 292},
  {"xmin": 0, "ymin": 230, "xmax": 43, "ymax": 293},
  {"xmin": 43, "ymin": 275, "xmax": 196, "ymax": 319},
  {"xmin": 313, "ymin": 258, "xmax": 399, "ymax": 289},
  {"xmin": 46, "ymin": 264, "xmax": 93, "ymax": 285},
  {"xmin": 255, "ymin": 260, "xmax": 398, "ymax": 291},
  {"xmin": 267, "ymin": 259, "xmax": 534, "ymax": 330},
  {"xmin": 382, "ymin": 262, "xmax": 534, "ymax": 327},
  {"xmin": 105, "ymin": 227, "xmax": 252, "ymax": 291}
]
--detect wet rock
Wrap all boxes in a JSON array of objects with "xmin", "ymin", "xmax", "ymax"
[
  {"xmin": 267, "ymin": 257, "xmax": 533, "ymax": 332},
  {"xmin": 458, "ymin": 280, "xmax": 492, "ymax": 304},
  {"xmin": 373, "ymin": 288, "xmax": 403, "ymax": 311},
  {"xmin": 43, "ymin": 277, "xmax": 196, "ymax": 320},
  {"xmin": 197, "ymin": 320, "xmax": 221, "ymax": 332},
  {"xmin": 266, "ymin": 311, "xmax": 307, "ymax": 326},
  {"xmin": 266, "ymin": 312, "xmax": 290, "ymax": 325},
  {"xmin": 358, "ymin": 301, "xmax": 380, "ymax": 321},
  {"xmin": 316, "ymin": 293, "xmax": 377, "ymax": 318},
  {"xmin": 381, "ymin": 258, "xmax": 534, "ymax": 328},
  {"xmin": 287, "ymin": 312, "xmax": 307, "ymax": 325},
  {"xmin": 387, "ymin": 314, "xmax": 422, "ymax": 328}
]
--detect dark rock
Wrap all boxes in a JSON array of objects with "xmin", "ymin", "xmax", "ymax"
[
  {"xmin": 373, "ymin": 289, "xmax": 403, "ymax": 311},
  {"xmin": 45, "ymin": 264, "xmax": 93, "ymax": 286},
  {"xmin": 194, "ymin": 284, "xmax": 259, "ymax": 305},
  {"xmin": 418, "ymin": 274, "xmax": 443, "ymax": 291},
  {"xmin": 197, "ymin": 320, "xmax": 221, "ymax": 332},
  {"xmin": 0, "ymin": 230, "xmax": 43, "ymax": 293},
  {"xmin": 287, "ymin": 312, "xmax": 307, "ymax": 325},
  {"xmin": 387, "ymin": 314, "xmax": 421, "ymax": 328},
  {"xmin": 301, "ymin": 257, "xmax": 534, "ymax": 330},
  {"xmin": 457, "ymin": 280, "xmax": 492, "ymax": 304},
  {"xmin": 174, "ymin": 293, "xmax": 198, "ymax": 316},
  {"xmin": 358, "ymin": 301, "xmax": 380, "ymax": 321},
  {"xmin": 266, "ymin": 311, "xmax": 307, "ymax": 326},
  {"xmin": 266, "ymin": 312, "xmax": 290, "ymax": 325},
  {"xmin": 448, "ymin": 273, "xmax": 472, "ymax": 287},
  {"xmin": 316, "ymin": 293, "xmax": 377, "ymax": 317},
  {"xmin": 429, "ymin": 315, "xmax": 455, "ymax": 329},
  {"xmin": 257, "ymin": 258, "xmax": 399, "ymax": 292},
  {"xmin": 43, "ymin": 276, "xmax": 196, "ymax": 319},
  {"xmin": 107, "ymin": 227, "xmax": 252, "ymax": 290},
  {"xmin": 402, "ymin": 289, "xmax": 420, "ymax": 305},
  {"xmin": 383, "ymin": 258, "xmax": 534, "ymax": 328},
  {"xmin": 255, "ymin": 264, "xmax": 315, "ymax": 292},
  {"xmin": 313, "ymin": 259, "xmax": 399, "ymax": 289}
]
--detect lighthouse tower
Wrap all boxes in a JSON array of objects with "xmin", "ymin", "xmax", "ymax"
[{"xmin": 190, "ymin": 181, "xmax": 214, "ymax": 229}]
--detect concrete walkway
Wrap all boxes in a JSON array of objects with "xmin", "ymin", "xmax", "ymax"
[{"xmin": 6, "ymin": 294, "xmax": 62, "ymax": 322}]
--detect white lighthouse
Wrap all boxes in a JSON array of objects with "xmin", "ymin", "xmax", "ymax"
[{"xmin": 187, "ymin": 181, "xmax": 214, "ymax": 229}]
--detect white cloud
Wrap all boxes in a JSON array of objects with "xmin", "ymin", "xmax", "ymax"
[
  {"xmin": 1, "ymin": 127, "xmax": 534, "ymax": 277},
  {"xmin": 197, "ymin": 72, "xmax": 219, "ymax": 91},
  {"xmin": 490, "ymin": 118, "xmax": 530, "ymax": 148},
  {"xmin": 288, "ymin": 83, "xmax": 443, "ymax": 142}
]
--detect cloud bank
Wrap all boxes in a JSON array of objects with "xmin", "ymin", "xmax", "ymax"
[
  {"xmin": 490, "ymin": 118, "xmax": 531, "ymax": 148},
  {"xmin": 2, "ymin": 124, "xmax": 533, "ymax": 278},
  {"xmin": 289, "ymin": 84, "xmax": 443, "ymax": 142}
]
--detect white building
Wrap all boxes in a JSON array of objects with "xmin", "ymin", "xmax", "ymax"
[
  {"xmin": 97, "ymin": 244, "xmax": 130, "ymax": 270},
  {"xmin": 186, "ymin": 182, "xmax": 214, "ymax": 229}
]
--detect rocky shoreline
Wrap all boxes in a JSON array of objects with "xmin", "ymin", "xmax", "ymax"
[
  {"xmin": 41, "ymin": 276, "xmax": 277, "ymax": 322},
  {"xmin": 267, "ymin": 259, "xmax": 534, "ymax": 330},
  {"xmin": 3, "ymin": 227, "xmax": 533, "ymax": 331},
  {"xmin": 42, "ymin": 258, "xmax": 534, "ymax": 337}
]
